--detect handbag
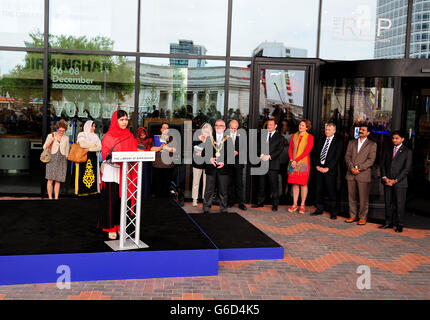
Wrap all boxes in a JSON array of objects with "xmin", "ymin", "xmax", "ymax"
[
  {"xmin": 68, "ymin": 143, "xmax": 88, "ymax": 163},
  {"xmin": 40, "ymin": 133, "xmax": 55, "ymax": 163}
]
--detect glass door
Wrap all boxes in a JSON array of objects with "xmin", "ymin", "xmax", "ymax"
[
  {"xmin": 321, "ymin": 77, "xmax": 395, "ymax": 216},
  {"xmin": 403, "ymin": 78, "xmax": 430, "ymax": 215},
  {"xmin": 249, "ymin": 59, "xmax": 315, "ymax": 204}
]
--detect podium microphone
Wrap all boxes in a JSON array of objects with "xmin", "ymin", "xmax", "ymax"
[{"xmin": 105, "ymin": 135, "xmax": 132, "ymax": 164}]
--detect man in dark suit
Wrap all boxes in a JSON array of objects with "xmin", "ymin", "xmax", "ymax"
[
  {"xmin": 227, "ymin": 120, "xmax": 247, "ymax": 211},
  {"xmin": 202, "ymin": 119, "xmax": 233, "ymax": 213},
  {"xmin": 311, "ymin": 123, "xmax": 344, "ymax": 219},
  {"xmin": 379, "ymin": 131, "xmax": 412, "ymax": 233},
  {"xmin": 344, "ymin": 124, "xmax": 377, "ymax": 225},
  {"xmin": 252, "ymin": 119, "xmax": 284, "ymax": 211}
]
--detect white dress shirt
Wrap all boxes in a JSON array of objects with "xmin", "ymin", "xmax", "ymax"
[
  {"xmin": 266, "ymin": 131, "xmax": 275, "ymax": 142},
  {"xmin": 357, "ymin": 137, "xmax": 367, "ymax": 153}
]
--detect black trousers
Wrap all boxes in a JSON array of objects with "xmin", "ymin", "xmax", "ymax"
[
  {"xmin": 152, "ymin": 167, "xmax": 174, "ymax": 198},
  {"xmin": 384, "ymin": 185, "xmax": 407, "ymax": 226},
  {"xmin": 315, "ymin": 172, "xmax": 338, "ymax": 215},
  {"xmin": 98, "ymin": 181, "xmax": 120, "ymax": 231},
  {"xmin": 204, "ymin": 173, "xmax": 229, "ymax": 212},
  {"xmin": 228, "ymin": 166, "xmax": 245, "ymax": 206},
  {"xmin": 256, "ymin": 169, "xmax": 280, "ymax": 206}
]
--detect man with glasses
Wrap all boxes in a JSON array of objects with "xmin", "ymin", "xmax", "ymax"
[{"xmin": 202, "ymin": 119, "xmax": 233, "ymax": 213}]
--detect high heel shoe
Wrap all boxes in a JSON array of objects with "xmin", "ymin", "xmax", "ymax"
[
  {"xmin": 298, "ymin": 205, "xmax": 306, "ymax": 214},
  {"xmin": 288, "ymin": 205, "xmax": 298, "ymax": 212},
  {"xmin": 108, "ymin": 232, "xmax": 117, "ymax": 240}
]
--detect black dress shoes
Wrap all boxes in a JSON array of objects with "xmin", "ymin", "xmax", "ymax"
[
  {"xmin": 238, "ymin": 204, "xmax": 247, "ymax": 211},
  {"xmin": 395, "ymin": 225, "xmax": 403, "ymax": 233},
  {"xmin": 378, "ymin": 224, "xmax": 393, "ymax": 229},
  {"xmin": 203, "ymin": 211, "xmax": 209, "ymax": 214},
  {"xmin": 311, "ymin": 210, "xmax": 323, "ymax": 216},
  {"xmin": 330, "ymin": 215, "xmax": 337, "ymax": 220},
  {"xmin": 272, "ymin": 205, "xmax": 278, "ymax": 212},
  {"xmin": 251, "ymin": 203, "xmax": 264, "ymax": 208}
]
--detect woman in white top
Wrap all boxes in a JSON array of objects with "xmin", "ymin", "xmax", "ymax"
[
  {"xmin": 191, "ymin": 123, "xmax": 212, "ymax": 206},
  {"xmin": 43, "ymin": 119, "xmax": 69, "ymax": 199},
  {"xmin": 75, "ymin": 120, "xmax": 102, "ymax": 196}
]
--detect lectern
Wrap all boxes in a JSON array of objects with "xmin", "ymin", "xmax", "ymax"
[{"xmin": 105, "ymin": 151, "xmax": 155, "ymax": 251}]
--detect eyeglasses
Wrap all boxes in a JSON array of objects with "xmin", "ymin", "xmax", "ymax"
[{"xmin": 58, "ymin": 129, "xmax": 66, "ymax": 133}]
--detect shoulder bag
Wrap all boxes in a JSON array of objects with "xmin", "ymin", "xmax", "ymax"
[{"xmin": 40, "ymin": 133, "xmax": 54, "ymax": 163}]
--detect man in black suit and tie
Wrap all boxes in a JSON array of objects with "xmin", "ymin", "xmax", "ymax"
[
  {"xmin": 311, "ymin": 123, "xmax": 344, "ymax": 219},
  {"xmin": 379, "ymin": 130, "xmax": 412, "ymax": 233},
  {"xmin": 227, "ymin": 120, "xmax": 247, "ymax": 211},
  {"xmin": 202, "ymin": 119, "xmax": 233, "ymax": 213},
  {"xmin": 252, "ymin": 119, "xmax": 284, "ymax": 211}
]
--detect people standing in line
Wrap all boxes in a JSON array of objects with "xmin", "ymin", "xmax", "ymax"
[
  {"xmin": 137, "ymin": 127, "xmax": 153, "ymax": 200},
  {"xmin": 43, "ymin": 119, "xmax": 70, "ymax": 200},
  {"xmin": 344, "ymin": 124, "xmax": 377, "ymax": 225},
  {"xmin": 150, "ymin": 122, "xmax": 177, "ymax": 198},
  {"xmin": 202, "ymin": 119, "xmax": 233, "ymax": 213},
  {"xmin": 75, "ymin": 120, "xmax": 102, "ymax": 196},
  {"xmin": 252, "ymin": 119, "xmax": 284, "ymax": 212},
  {"xmin": 99, "ymin": 110, "xmax": 139, "ymax": 240},
  {"xmin": 192, "ymin": 123, "xmax": 212, "ymax": 207},
  {"xmin": 311, "ymin": 123, "xmax": 344, "ymax": 219},
  {"xmin": 379, "ymin": 131, "xmax": 412, "ymax": 233},
  {"xmin": 279, "ymin": 120, "xmax": 292, "ymax": 203},
  {"xmin": 227, "ymin": 120, "xmax": 247, "ymax": 211},
  {"xmin": 287, "ymin": 119, "xmax": 314, "ymax": 214}
]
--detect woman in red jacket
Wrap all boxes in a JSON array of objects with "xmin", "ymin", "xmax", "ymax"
[{"xmin": 287, "ymin": 119, "xmax": 314, "ymax": 214}]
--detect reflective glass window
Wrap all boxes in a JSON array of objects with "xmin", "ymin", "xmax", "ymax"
[
  {"xmin": 320, "ymin": 0, "xmax": 408, "ymax": 60},
  {"xmin": 321, "ymin": 77, "xmax": 394, "ymax": 204},
  {"xmin": 0, "ymin": 50, "xmax": 43, "ymax": 193},
  {"xmin": 49, "ymin": 0, "xmax": 138, "ymax": 51},
  {"xmin": 231, "ymin": 0, "xmax": 319, "ymax": 58},
  {"xmin": 0, "ymin": 0, "xmax": 44, "ymax": 47},
  {"xmin": 228, "ymin": 61, "xmax": 250, "ymax": 129},
  {"xmin": 140, "ymin": 0, "xmax": 228, "ymax": 56},
  {"xmin": 139, "ymin": 57, "xmax": 226, "ymax": 199}
]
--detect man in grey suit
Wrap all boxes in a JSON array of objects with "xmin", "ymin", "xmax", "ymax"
[
  {"xmin": 379, "ymin": 131, "xmax": 412, "ymax": 233},
  {"xmin": 344, "ymin": 124, "xmax": 377, "ymax": 225}
]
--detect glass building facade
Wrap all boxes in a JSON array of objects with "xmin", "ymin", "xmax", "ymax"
[{"xmin": 0, "ymin": 0, "xmax": 429, "ymax": 219}]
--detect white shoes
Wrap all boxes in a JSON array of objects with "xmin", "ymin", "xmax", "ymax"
[
  {"xmin": 192, "ymin": 200, "xmax": 198, "ymax": 207},
  {"xmin": 108, "ymin": 232, "xmax": 117, "ymax": 240}
]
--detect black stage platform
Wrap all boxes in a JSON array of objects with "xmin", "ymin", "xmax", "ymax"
[{"xmin": 0, "ymin": 198, "xmax": 283, "ymax": 284}]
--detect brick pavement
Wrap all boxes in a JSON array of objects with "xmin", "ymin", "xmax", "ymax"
[{"xmin": 0, "ymin": 202, "xmax": 429, "ymax": 300}]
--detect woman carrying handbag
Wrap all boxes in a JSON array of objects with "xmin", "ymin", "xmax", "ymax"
[{"xmin": 43, "ymin": 119, "xmax": 70, "ymax": 200}]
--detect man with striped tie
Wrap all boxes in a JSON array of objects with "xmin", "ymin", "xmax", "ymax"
[{"xmin": 311, "ymin": 123, "xmax": 344, "ymax": 219}]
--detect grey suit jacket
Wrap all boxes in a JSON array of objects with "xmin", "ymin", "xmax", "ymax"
[
  {"xmin": 380, "ymin": 143, "xmax": 412, "ymax": 188},
  {"xmin": 344, "ymin": 138, "xmax": 377, "ymax": 183}
]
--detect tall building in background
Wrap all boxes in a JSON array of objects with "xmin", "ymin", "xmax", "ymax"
[
  {"xmin": 374, "ymin": 0, "xmax": 409, "ymax": 59},
  {"xmin": 169, "ymin": 40, "xmax": 207, "ymax": 68},
  {"xmin": 252, "ymin": 41, "xmax": 307, "ymax": 58},
  {"xmin": 409, "ymin": 0, "xmax": 430, "ymax": 58}
]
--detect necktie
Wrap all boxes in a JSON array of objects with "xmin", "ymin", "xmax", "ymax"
[
  {"xmin": 268, "ymin": 132, "xmax": 273, "ymax": 142},
  {"xmin": 320, "ymin": 138, "xmax": 330, "ymax": 163},
  {"xmin": 392, "ymin": 146, "xmax": 398, "ymax": 159}
]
